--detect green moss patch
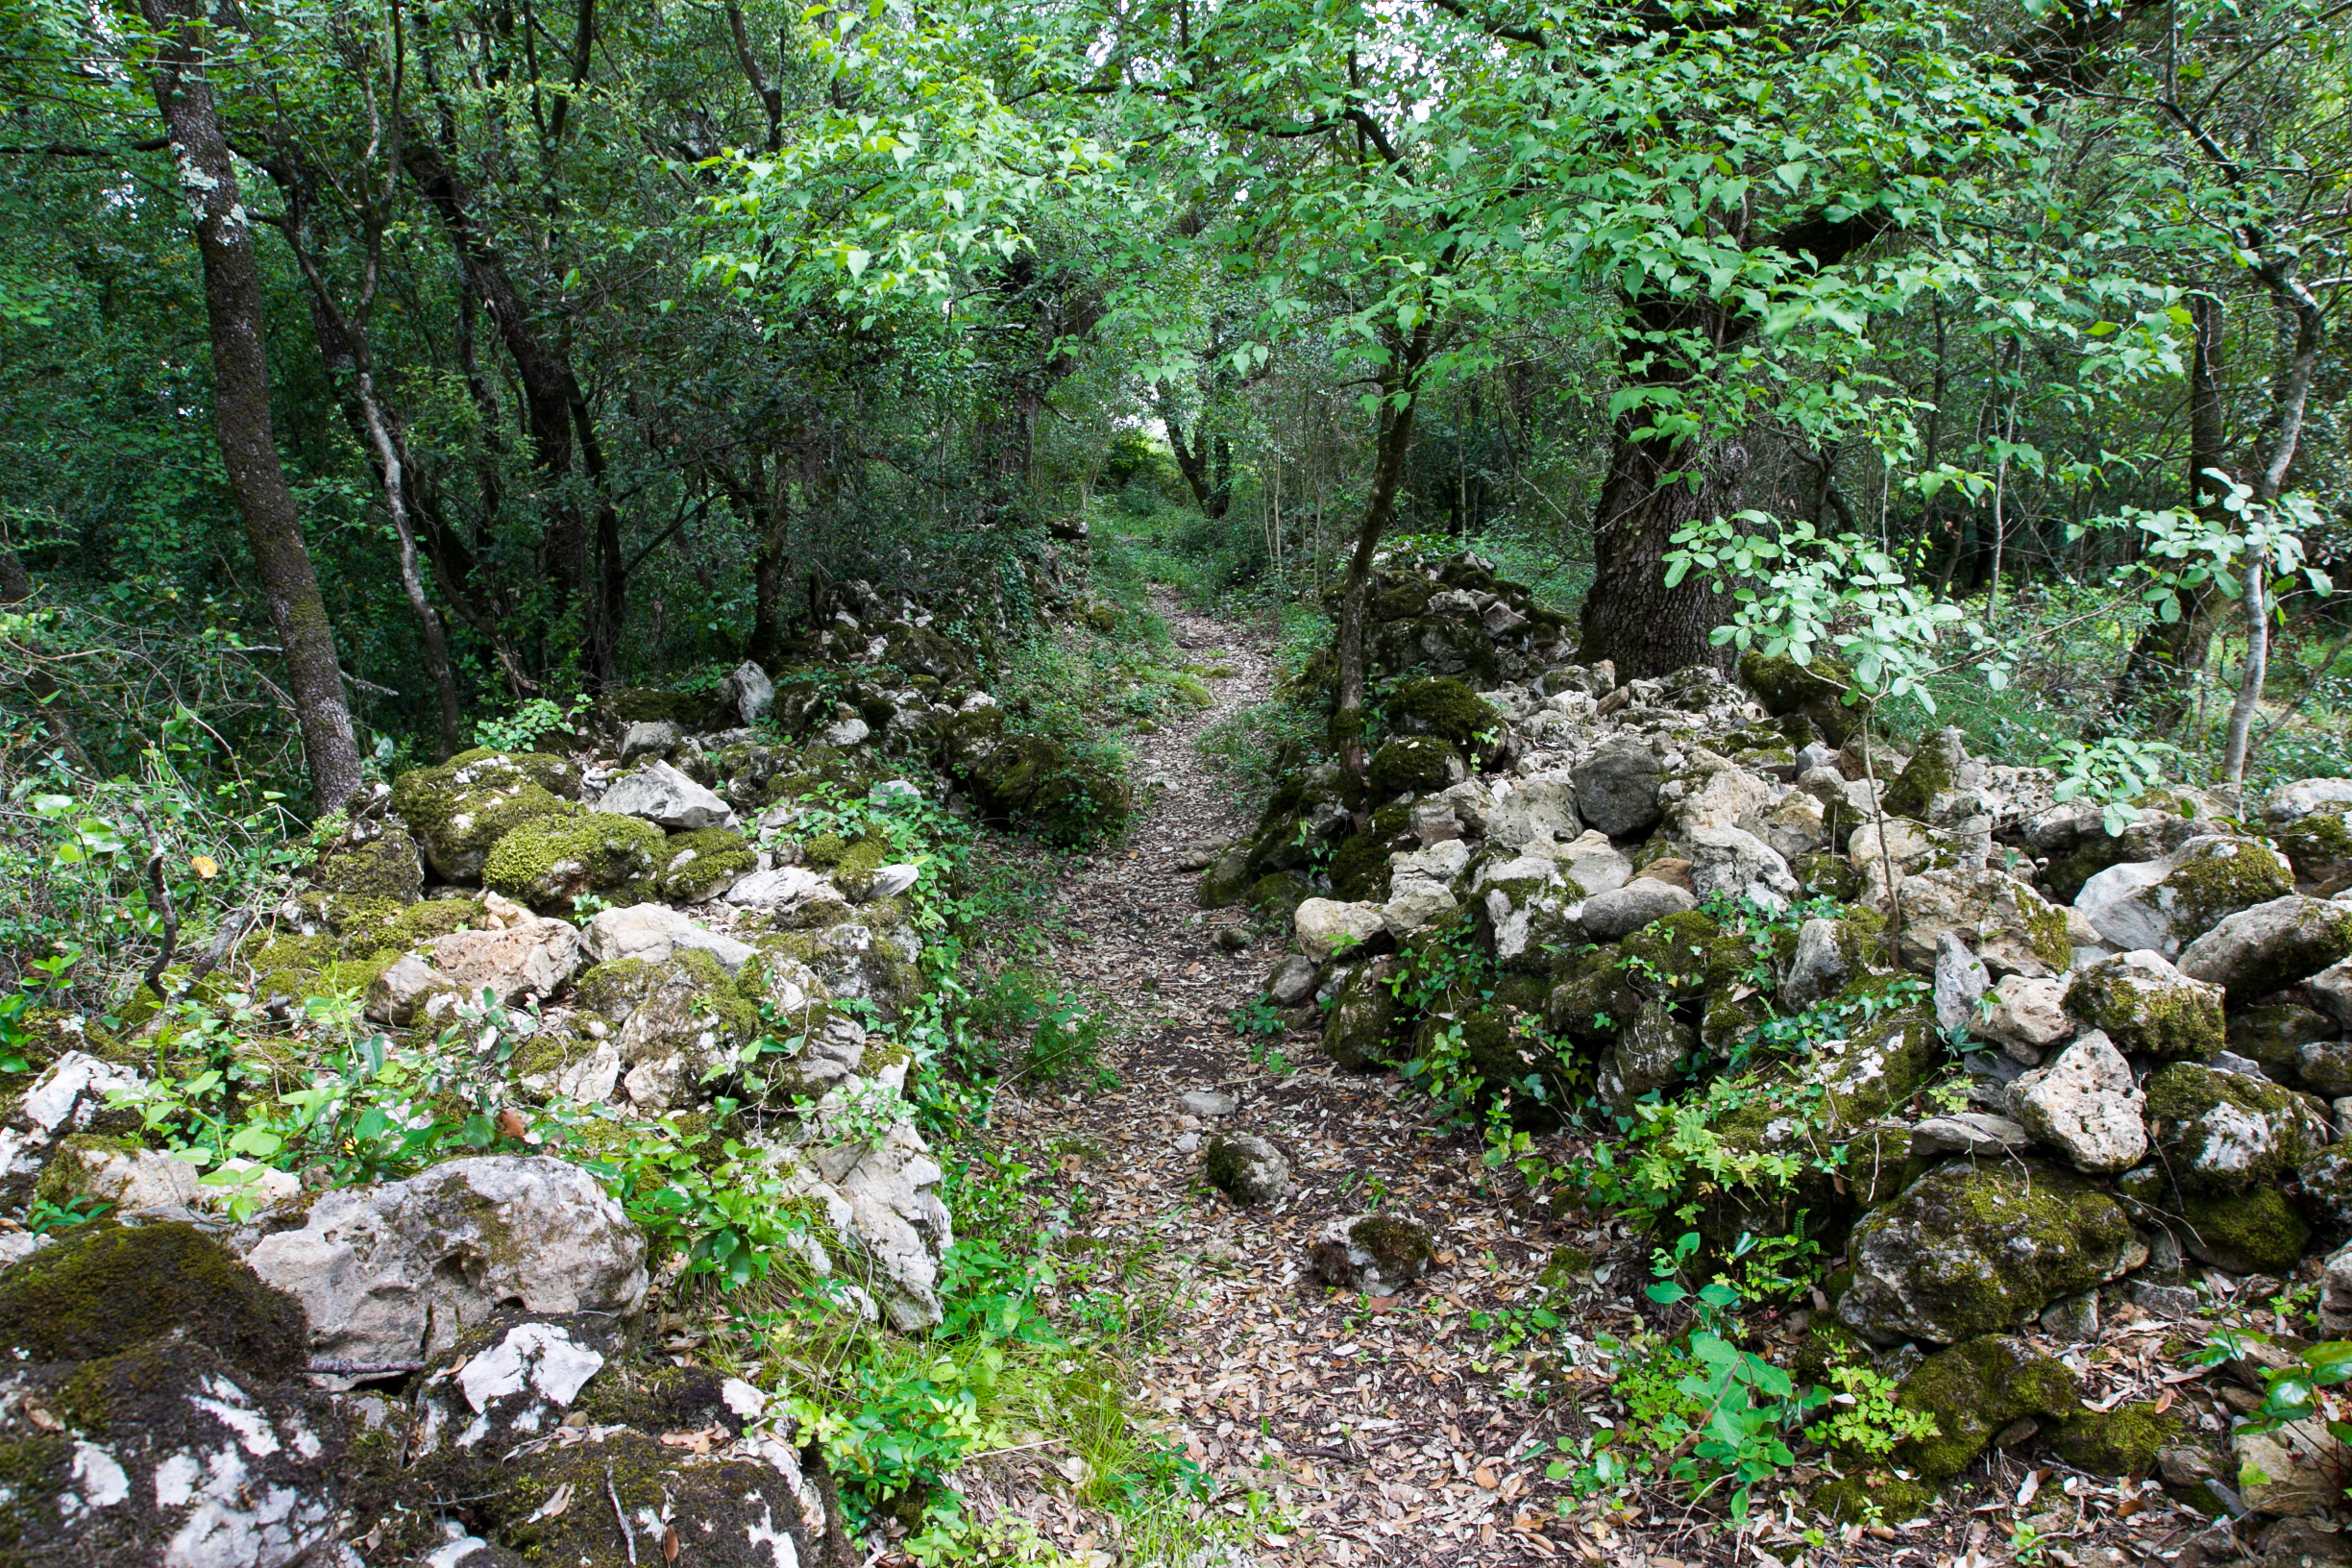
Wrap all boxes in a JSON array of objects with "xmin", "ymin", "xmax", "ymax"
[
  {"xmin": 0, "ymin": 1222, "xmax": 304, "ymax": 1380},
  {"xmin": 483, "ymin": 813, "xmax": 665, "ymax": 913},
  {"xmin": 1892, "ymin": 1335, "xmax": 2078, "ymax": 1481},
  {"xmin": 654, "ymin": 826, "xmax": 759, "ymax": 903},
  {"xmin": 1386, "ymin": 677, "xmax": 1498, "ymax": 749},
  {"xmin": 1367, "ymin": 735, "xmax": 1463, "ymax": 798},
  {"xmin": 2050, "ymin": 1402, "xmax": 2180, "ymax": 1476}
]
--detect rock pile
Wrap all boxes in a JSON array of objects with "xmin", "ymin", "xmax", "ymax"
[{"xmin": 1231, "ymin": 550, "xmax": 2352, "ymax": 1524}]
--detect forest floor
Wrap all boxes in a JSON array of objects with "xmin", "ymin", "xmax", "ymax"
[{"xmin": 946, "ymin": 596, "xmax": 2218, "ymax": 1568}]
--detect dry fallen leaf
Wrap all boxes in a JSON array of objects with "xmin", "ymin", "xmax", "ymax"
[
  {"xmin": 662, "ymin": 1525, "xmax": 680, "ymax": 1563},
  {"xmin": 21, "ymin": 1405, "xmax": 60, "ymax": 1433},
  {"xmin": 497, "ymin": 1108, "xmax": 529, "ymax": 1140},
  {"xmin": 528, "ymin": 1482, "xmax": 574, "ymax": 1522},
  {"xmin": 1472, "ymin": 1465, "xmax": 1498, "ymax": 1489}
]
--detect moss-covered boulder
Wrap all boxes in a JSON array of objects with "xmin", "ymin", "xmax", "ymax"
[
  {"xmin": 1890, "ymin": 867, "xmax": 2073, "ymax": 975},
  {"xmin": 1810, "ymin": 1470, "xmax": 1938, "ymax": 1526},
  {"xmin": 2076, "ymin": 835, "xmax": 2296, "ymax": 956},
  {"xmin": 1889, "ymin": 1335, "xmax": 2079, "ymax": 1481},
  {"xmin": 1321, "ymin": 959, "xmax": 1401, "ymax": 1069},
  {"xmin": 295, "ymin": 826, "xmax": 425, "ymax": 936},
  {"xmin": 1386, "ymin": 677, "xmax": 1498, "ymax": 749},
  {"xmin": 2049, "ymin": 1402, "xmax": 2183, "ymax": 1477},
  {"xmin": 2064, "ymin": 949, "xmax": 2224, "ymax": 1061},
  {"xmin": 1308, "ymin": 1212, "xmax": 1434, "ymax": 1294},
  {"xmin": 2145, "ymin": 1062, "xmax": 2323, "ymax": 1193},
  {"xmin": 0, "ymin": 1222, "xmax": 305, "ymax": 1379},
  {"xmin": 1327, "ymin": 802, "xmax": 1415, "ymax": 902},
  {"xmin": 1544, "ymin": 945, "xmax": 1644, "ymax": 1051},
  {"xmin": 2229, "ymin": 1004, "xmax": 2340, "ymax": 1084},
  {"xmin": 2277, "ymin": 807, "xmax": 2352, "ymax": 894},
  {"xmin": 1198, "ymin": 847, "xmax": 1252, "ymax": 909},
  {"xmin": 653, "ymin": 825, "xmax": 759, "ymax": 904},
  {"xmin": 1738, "ymin": 649, "xmax": 1859, "ymax": 747},
  {"xmin": 1367, "ymin": 735, "xmax": 1464, "ymax": 798},
  {"xmin": 2176, "ymin": 1183, "xmax": 2311, "ymax": 1273},
  {"xmin": 943, "ymin": 708, "xmax": 1130, "ymax": 844},
  {"xmin": 391, "ymin": 748, "xmax": 583, "ymax": 883},
  {"xmin": 483, "ymin": 812, "xmax": 665, "ymax": 914},
  {"xmin": 574, "ymin": 948, "xmax": 761, "ymax": 1110},
  {"xmin": 2178, "ymin": 894, "xmax": 2352, "ymax": 1001},
  {"xmin": 1878, "ymin": 727, "xmax": 1971, "ymax": 822},
  {"xmin": 385, "ymin": 895, "xmax": 481, "ymax": 949},
  {"xmin": 1839, "ymin": 1161, "xmax": 2134, "ymax": 1346}
]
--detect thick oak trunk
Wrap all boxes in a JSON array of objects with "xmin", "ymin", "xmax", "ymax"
[
  {"xmin": 141, "ymin": 0, "xmax": 363, "ymax": 812},
  {"xmin": 1578, "ymin": 412, "xmax": 1743, "ymax": 678}
]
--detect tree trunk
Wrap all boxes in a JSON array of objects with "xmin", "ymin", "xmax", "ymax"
[
  {"xmin": 2221, "ymin": 550, "xmax": 2268, "ymax": 784},
  {"xmin": 140, "ymin": 0, "xmax": 363, "ymax": 812},
  {"xmin": 1577, "ymin": 411, "xmax": 1740, "ymax": 678},
  {"xmin": 1333, "ymin": 323, "xmax": 1432, "ymax": 782},
  {"xmin": 2118, "ymin": 291, "xmax": 2227, "ymax": 725}
]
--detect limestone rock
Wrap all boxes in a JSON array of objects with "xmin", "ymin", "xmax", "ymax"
[
  {"xmin": 1911, "ymin": 1113, "xmax": 2031, "ymax": 1158},
  {"xmin": 391, "ymin": 748, "xmax": 581, "ymax": 884},
  {"xmin": 1293, "ymin": 898, "xmax": 1386, "ymax": 962},
  {"xmin": 1266, "ymin": 955, "xmax": 1319, "ymax": 1007},
  {"xmin": 1598, "ymin": 1001, "xmax": 1695, "ymax": 1118},
  {"xmin": 595, "ymin": 758, "xmax": 738, "ymax": 831},
  {"xmin": 1838, "ymin": 1160, "xmax": 2134, "ymax": 1346},
  {"xmin": 1781, "ymin": 916, "xmax": 1865, "ymax": 1006},
  {"xmin": 1486, "ymin": 772, "xmax": 1580, "ymax": 849},
  {"xmin": 581, "ymin": 902, "xmax": 756, "ymax": 974},
  {"xmin": 2075, "ymin": 835, "xmax": 2294, "ymax": 956},
  {"xmin": 1686, "ymin": 825, "xmax": 1799, "ymax": 908},
  {"xmin": 364, "ymin": 952, "xmax": 458, "ymax": 1026},
  {"xmin": 1308, "ymin": 1213, "xmax": 1435, "ymax": 1295},
  {"xmin": 1322, "ymin": 959, "xmax": 1400, "ymax": 1070},
  {"xmin": 2066, "ymin": 949, "xmax": 2226, "ymax": 1061},
  {"xmin": 617, "ymin": 718, "xmax": 679, "ymax": 762},
  {"xmin": 2309, "ymin": 959, "xmax": 2352, "ymax": 1031},
  {"xmin": 1579, "ymin": 878, "xmax": 1696, "ymax": 943},
  {"xmin": 2266, "ymin": 778, "xmax": 2352, "ymax": 828},
  {"xmin": 1889, "ymin": 868, "xmax": 2072, "ymax": 976},
  {"xmin": 2012, "ymin": 1032, "xmax": 2149, "ymax": 1174},
  {"xmin": 715, "ymin": 658, "xmax": 774, "ymax": 728},
  {"xmin": 1574, "ymin": 740, "xmax": 1663, "ymax": 838},
  {"xmin": 1541, "ymin": 828, "xmax": 1634, "ymax": 895},
  {"xmin": 428, "ymin": 914, "xmax": 584, "ymax": 1006},
  {"xmin": 243, "ymin": 1154, "xmax": 649, "ymax": 1367},
  {"xmin": 1204, "ymin": 1134, "xmax": 1293, "ymax": 1205},
  {"xmin": 0, "ymin": 1051, "xmax": 144, "ymax": 1180},
  {"xmin": 774, "ymin": 1116, "xmax": 953, "ymax": 1331},
  {"xmin": 1934, "ymin": 932, "xmax": 1991, "ymax": 1035},
  {"xmin": 2234, "ymin": 1418, "xmax": 2345, "ymax": 1517},
  {"xmin": 1980, "ymin": 973, "xmax": 2074, "ymax": 1064},
  {"xmin": 2146, "ymin": 1062, "xmax": 2324, "ymax": 1194},
  {"xmin": 2179, "ymin": 895, "xmax": 2352, "ymax": 1000},
  {"xmin": 481, "ymin": 811, "xmax": 664, "ymax": 913}
]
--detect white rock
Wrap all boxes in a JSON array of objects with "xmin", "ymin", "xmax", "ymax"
[
  {"xmin": 1180, "ymin": 1090, "xmax": 1238, "ymax": 1116},
  {"xmin": 595, "ymin": 759, "xmax": 737, "ymax": 832},
  {"xmin": 457, "ymin": 1320, "xmax": 606, "ymax": 1412},
  {"xmin": 1979, "ymin": 973, "xmax": 2074, "ymax": 1064},
  {"xmin": 1911, "ymin": 1114, "xmax": 2030, "ymax": 1157},
  {"xmin": 2011, "ymin": 1032, "xmax": 2148, "ymax": 1174},
  {"xmin": 1380, "ymin": 879, "xmax": 1459, "ymax": 938},
  {"xmin": 724, "ymin": 866, "xmax": 840, "ymax": 911},
  {"xmin": 821, "ymin": 716, "xmax": 870, "ymax": 747},
  {"xmin": 1293, "ymin": 898, "xmax": 1386, "ymax": 962},
  {"xmin": 617, "ymin": 720, "xmax": 679, "ymax": 762},
  {"xmin": 867, "ymin": 864, "xmax": 921, "ymax": 900},
  {"xmin": 2311, "ymin": 957, "xmax": 2352, "ymax": 1030},
  {"xmin": 1486, "ymin": 772, "xmax": 1580, "ymax": 849},
  {"xmin": 2074, "ymin": 835, "xmax": 2292, "ymax": 956},
  {"xmin": 1390, "ymin": 839, "xmax": 1472, "ymax": 885},
  {"xmin": 243, "ymin": 1155, "xmax": 649, "ymax": 1367},
  {"xmin": 1544, "ymin": 829, "xmax": 1633, "ymax": 896},
  {"xmin": 1579, "ymin": 878, "xmax": 1696, "ymax": 943},
  {"xmin": 429, "ymin": 917, "xmax": 584, "ymax": 1005},
  {"xmin": 717, "ymin": 659, "xmax": 774, "ymax": 728},
  {"xmin": 1933, "ymin": 932, "xmax": 1990, "ymax": 1035},
  {"xmin": 582, "ymin": 903, "xmax": 756, "ymax": 973},
  {"xmin": 365, "ymin": 953, "xmax": 457, "ymax": 1027},
  {"xmin": 1686, "ymin": 825, "xmax": 1798, "ymax": 909},
  {"xmin": 2266, "ymin": 778, "xmax": 2352, "ymax": 828}
]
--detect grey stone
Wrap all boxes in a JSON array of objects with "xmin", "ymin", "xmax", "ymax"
[
  {"xmin": 821, "ymin": 715, "xmax": 870, "ymax": 747},
  {"xmin": 1307, "ymin": 1213, "xmax": 1435, "ymax": 1296},
  {"xmin": 2132, "ymin": 1281, "xmax": 2201, "ymax": 1319},
  {"xmin": 618, "ymin": 719, "xmax": 680, "ymax": 762},
  {"xmin": 724, "ymin": 865, "xmax": 842, "ymax": 912},
  {"xmin": 1267, "ymin": 956, "xmax": 1319, "ymax": 1008},
  {"xmin": 1204, "ymin": 1134, "xmax": 1293, "ymax": 1205},
  {"xmin": 1980, "ymin": 972, "xmax": 2073, "ymax": 1064},
  {"xmin": 1180, "ymin": 1090, "xmax": 1238, "ymax": 1116},
  {"xmin": 2266, "ymin": 778, "xmax": 2352, "ymax": 828},
  {"xmin": 581, "ymin": 902, "xmax": 756, "ymax": 974},
  {"xmin": 715, "ymin": 658, "xmax": 774, "ymax": 728},
  {"xmin": 1293, "ymin": 898, "xmax": 1386, "ymax": 962},
  {"xmin": 595, "ymin": 759, "xmax": 737, "ymax": 831},
  {"xmin": 365, "ymin": 952, "xmax": 459, "ymax": 1027},
  {"xmin": 243, "ymin": 1155, "xmax": 649, "ymax": 1368},
  {"xmin": 1574, "ymin": 739, "xmax": 1663, "ymax": 838},
  {"xmin": 1579, "ymin": 877, "xmax": 1696, "ymax": 942},
  {"xmin": 1934, "ymin": 932, "xmax": 1991, "ymax": 1035},
  {"xmin": 2041, "ymin": 1290, "xmax": 2099, "ymax": 1341},
  {"xmin": 1686, "ymin": 824, "xmax": 1799, "ymax": 908},
  {"xmin": 428, "ymin": 915, "xmax": 585, "ymax": 1007},
  {"xmin": 1782, "ymin": 917, "xmax": 1852, "ymax": 1006},
  {"xmin": 2012, "ymin": 1032, "xmax": 2148, "ymax": 1174},
  {"xmin": 1599, "ymin": 1001, "xmax": 1694, "ymax": 1117},
  {"xmin": 1486, "ymin": 771, "xmax": 1580, "ymax": 849},
  {"xmin": 2180, "ymin": 895, "xmax": 2352, "ymax": 1000},
  {"xmin": 2075, "ymin": 836, "xmax": 2293, "ymax": 956},
  {"xmin": 1910, "ymin": 1113, "xmax": 2030, "ymax": 1157},
  {"xmin": 2310, "ymin": 959, "xmax": 2352, "ymax": 1030}
]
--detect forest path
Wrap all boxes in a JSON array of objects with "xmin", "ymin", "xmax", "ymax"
[{"xmin": 963, "ymin": 593, "xmax": 1648, "ymax": 1568}]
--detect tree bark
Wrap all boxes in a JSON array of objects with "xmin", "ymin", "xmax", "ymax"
[
  {"xmin": 1333, "ymin": 321, "xmax": 1433, "ymax": 782},
  {"xmin": 2118, "ymin": 291, "xmax": 2228, "ymax": 725},
  {"xmin": 140, "ymin": 0, "xmax": 364, "ymax": 812},
  {"xmin": 1577, "ymin": 399, "xmax": 1741, "ymax": 678}
]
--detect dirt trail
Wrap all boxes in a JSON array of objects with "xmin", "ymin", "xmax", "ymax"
[{"xmin": 971, "ymin": 595, "xmax": 1634, "ymax": 1566}]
